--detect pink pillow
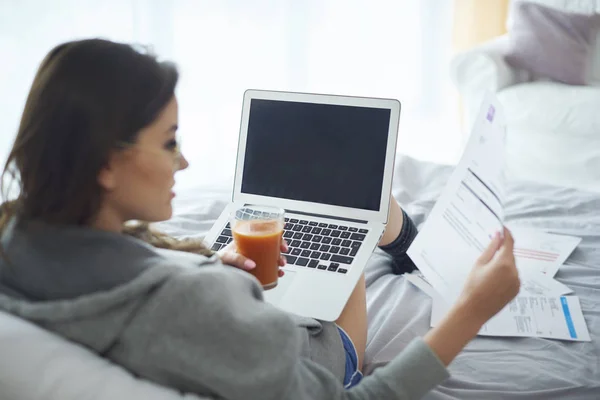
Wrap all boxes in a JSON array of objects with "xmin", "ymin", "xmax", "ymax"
[{"xmin": 504, "ymin": 1, "xmax": 600, "ymax": 86}]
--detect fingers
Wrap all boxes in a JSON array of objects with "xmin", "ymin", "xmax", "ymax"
[
  {"xmin": 279, "ymin": 240, "xmax": 288, "ymax": 267},
  {"xmin": 278, "ymin": 254, "xmax": 287, "ymax": 267},
  {"xmin": 495, "ymin": 228, "xmax": 520, "ymax": 296},
  {"xmin": 219, "ymin": 251, "xmax": 256, "ymax": 271},
  {"xmin": 494, "ymin": 229, "xmax": 516, "ymax": 267},
  {"xmin": 221, "ymin": 239, "xmax": 287, "ymax": 271},
  {"xmin": 476, "ymin": 231, "xmax": 503, "ymax": 266},
  {"xmin": 499, "ymin": 228, "xmax": 514, "ymax": 254}
]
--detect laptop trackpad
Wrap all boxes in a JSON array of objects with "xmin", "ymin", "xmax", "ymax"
[{"xmin": 263, "ymin": 270, "xmax": 296, "ymax": 305}]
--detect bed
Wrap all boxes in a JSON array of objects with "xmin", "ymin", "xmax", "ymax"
[{"xmin": 159, "ymin": 154, "xmax": 600, "ymax": 399}]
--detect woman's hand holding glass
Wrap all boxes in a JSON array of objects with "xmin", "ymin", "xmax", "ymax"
[{"xmin": 218, "ymin": 240, "xmax": 288, "ymax": 278}]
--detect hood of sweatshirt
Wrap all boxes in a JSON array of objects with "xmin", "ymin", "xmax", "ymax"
[{"xmin": 0, "ymin": 218, "xmax": 217, "ymax": 353}]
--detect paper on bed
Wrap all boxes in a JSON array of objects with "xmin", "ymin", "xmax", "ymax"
[
  {"xmin": 519, "ymin": 269, "xmax": 573, "ymax": 296},
  {"xmin": 430, "ymin": 294, "xmax": 591, "ymax": 342},
  {"xmin": 405, "ymin": 272, "xmax": 443, "ymax": 300},
  {"xmin": 510, "ymin": 227, "xmax": 582, "ymax": 277}
]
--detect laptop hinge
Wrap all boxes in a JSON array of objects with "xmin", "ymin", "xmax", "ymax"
[{"xmin": 283, "ymin": 208, "xmax": 368, "ymax": 225}]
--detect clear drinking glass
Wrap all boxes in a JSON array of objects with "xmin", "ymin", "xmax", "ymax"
[{"xmin": 230, "ymin": 205, "xmax": 285, "ymax": 290}]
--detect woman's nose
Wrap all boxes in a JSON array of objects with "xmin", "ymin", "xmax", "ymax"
[{"xmin": 177, "ymin": 153, "xmax": 189, "ymax": 171}]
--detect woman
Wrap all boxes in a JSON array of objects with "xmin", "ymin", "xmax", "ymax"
[{"xmin": 0, "ymin": 39, "xmax": 519, "ymax": 399}]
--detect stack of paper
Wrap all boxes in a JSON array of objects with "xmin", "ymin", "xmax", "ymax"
[{"xmin": 406, "ymin": 93, "xmax": 591, "ymax": 342}]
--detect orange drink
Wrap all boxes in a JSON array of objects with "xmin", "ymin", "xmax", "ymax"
[{"xmin": 231, "ymin": 206, "xmax": 284, "ymax": 289}]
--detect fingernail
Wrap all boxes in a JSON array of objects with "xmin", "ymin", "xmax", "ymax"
[
  {"xmin": 244, "ymin": 260, "xmax": 256, "ymax": 269},
  {"xmin": 281, "ymin": 256, "xmax": 287, "ymax": 265},
  {"xmin": 283, "ymin": 242, "xmax": 289, "ymax": 251}
]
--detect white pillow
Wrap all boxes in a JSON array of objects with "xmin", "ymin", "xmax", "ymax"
[
  {"xmin": 0, "ymin": 311, "xmax": 205, "ymax": 400},
  {"xmin": 505, "ymin": 125, "xmax": 600, "ymax": 193},
  {"xmin": 497, "ymin": 81, "xmax": 600, "ymax": 192},
  {"xmin": 498, "ymin": 81, "xmax": 600, "ymax": 137}
]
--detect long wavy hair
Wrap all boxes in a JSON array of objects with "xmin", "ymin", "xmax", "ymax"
[{"xmin": 0, "ymin": 39, "xmax": 211, "ymax": 256}]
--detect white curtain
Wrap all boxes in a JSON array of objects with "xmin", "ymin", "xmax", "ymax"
[{"xmin": 0, "ymin": 0, "xmax": 459, "ymax": 190}]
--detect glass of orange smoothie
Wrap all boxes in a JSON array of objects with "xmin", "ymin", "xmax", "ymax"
[{"xmin": 231, "ymin": 205, "xmax": 285, "ymax": 290}]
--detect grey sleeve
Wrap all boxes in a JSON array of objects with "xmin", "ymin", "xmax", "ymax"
[
  {"xmin": 346, "ymin": 339, "xmax": 449, "ymax": 399},
  {"xmin": 117, "ymin": 266, "xmax": 448, "ymax": 400}
]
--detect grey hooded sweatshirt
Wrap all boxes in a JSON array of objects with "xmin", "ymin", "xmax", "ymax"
[{"xmin": 0, "ymin": 219, "xmax": 448, "ymax": 399}]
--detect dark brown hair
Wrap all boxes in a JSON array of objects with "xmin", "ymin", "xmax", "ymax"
[{"xmin": 0, "ymin": 39, "xmax": 211, "ymax": 256}]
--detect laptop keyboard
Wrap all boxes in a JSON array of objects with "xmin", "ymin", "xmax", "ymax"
[{"xmin": 211, "ymin": 218, "xmax": 369, "ymax": 274}]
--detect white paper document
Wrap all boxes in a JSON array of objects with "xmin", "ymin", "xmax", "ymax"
[
  {"xmin": 510, "ymin": 228, "xmax": 581, "ymax": 277},
  {"xmin": 430, "ymin": 294, "xmax": 591, "ymax": 342},
  {"xmin": 405, "ymin": 272, "xmax": 443, "ymax": 300},
  {"xmin": 518, "ymin": 268, "xmax": 572, "ymax": 297},
  {"xmin": 407, "ymin": 93, "xmax": 508, "ymax": 301}
]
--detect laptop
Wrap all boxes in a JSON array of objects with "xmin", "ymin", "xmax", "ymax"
[{"xmin": 204, "ymin": 89, "xmax": 401, "ymax": 321}]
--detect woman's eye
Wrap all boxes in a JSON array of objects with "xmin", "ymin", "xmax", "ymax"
[{"xmin": 165, "ymin": 138, "xmax": 179, "ymax": 151}]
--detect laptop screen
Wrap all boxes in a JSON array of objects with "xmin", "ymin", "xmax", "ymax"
[{"xmin": 241, "ymin": 98, "xmax": 392, "ymax": 212}]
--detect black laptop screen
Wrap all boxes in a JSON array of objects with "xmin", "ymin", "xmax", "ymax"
[{"xmin": 240, "ymin": 98, "xmax": 392, "ymax": 211}]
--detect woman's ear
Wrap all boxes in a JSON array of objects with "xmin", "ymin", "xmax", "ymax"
[
  {"xmin": 97, "ymin": 151, "xmax": 122, "ymax": 191},
  {"xmin": 97, "ymin": 164, "xmax": 116, "ymax": 191}
]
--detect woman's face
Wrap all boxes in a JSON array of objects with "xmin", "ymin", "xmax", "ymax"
[{"xmin": 97, "ymin": 96, "xmax": 189, "ymax": 229}]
